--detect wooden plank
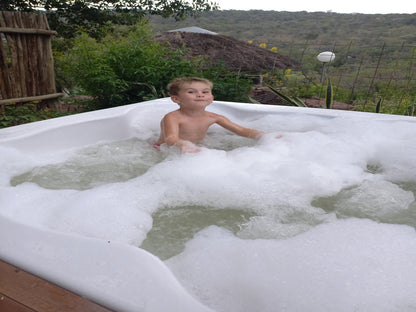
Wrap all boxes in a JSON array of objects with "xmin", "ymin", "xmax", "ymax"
[
  {"xmin": 0, "ymin": 92, "xmax": 64, "ymax": 105},
  {"xmin": 27, "ymin": 13, "xmax": 37, "ymax": 96},
  {"xmin": 2, "ymin": 12, "xmax": 20, "ymax": 98},
  {"xmin": 42, "ymin": 14, "xmax": 57, "ymax": 95},
  {"xmin": 0, "ymin": 34, "xmax": 12, "ymax": 99},
  {"xmin": 0, "ymin": 293, "xmax": 36, "ymax": 312},
  {"xmin": 0, "ymin": 260, "xmax": 114, "ymax": 312},
  {"xmin": 0, "ymin": 27, "xmax": 57, "ymax": 36},
  {"xmin": 0, "ymin": 12, "xmax": 12, "ymax": 99},
  {"xmin": 14, "ymin": 12, "xmax": 28, "ymax": 97}
]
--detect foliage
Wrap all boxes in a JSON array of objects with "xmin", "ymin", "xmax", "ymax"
[
  {"xmin": 55, "ymin": 24, "xmax": 253, "ymax": 109},
  {"xmin": 55, "ymin": 24, "xmax": 197, "ymax": 108},
  {"xmin": 405, "ymin": 104, "xmax": 416, "ymax": 116},
  {"xmin": 0, "ymin": 0, "xmax": 40, "ymax": 11},
  {"xmin": 375, "ymin": 98, "xmax": 382, "ymax": 113},
  {"xmin": 265, "ymin": 80, "xmax": 335, "ymax": 109},
  {"xmin": 353, "ymin": 95, "xmax": 416, "ymax": 115},
  {"xmin": 149, "ymin": 10, "xmax": 416, "ymax": 48},
  {"xmin": 264, "ymin": 85, "xmax": 306, "ymax": 107},
  {"xmin": 325, "ymin": 78, "xmax": 333, "ymax": 109},
  {"xmin": 201, "ymin": 65, "xmax": 253, "ymax": 102},
  {"xmin": 0, "ymin": 103, "xmax": 66, "ymax": 128},
  {"xmin": 1, "ymin": 0, "xmax": 218, "ymax": 39}
]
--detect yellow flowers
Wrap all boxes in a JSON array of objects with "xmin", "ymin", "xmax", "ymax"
[
  {"xmin": 250, "ymin": 41, "xmax": 277, "ymax": 52},
  {"xmin": 262, "ymin": 69, "xmax": 293, "ymax": 86}
]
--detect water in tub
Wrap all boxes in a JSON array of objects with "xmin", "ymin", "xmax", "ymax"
[{"xmin": 1, "ymin": 103, "xmax": 416, "ymax": 311}]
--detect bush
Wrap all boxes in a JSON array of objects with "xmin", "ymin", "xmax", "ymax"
[
  {"xmin": 55, "ymin": 23, "xmax": 257, "ymax": 109},
  {"xmin": 55, "ymin": 24, "xmax": 198, "ymax": 109},
  {"xmin": 202, "ymin": 65, "xmax": 254, "ymax": 103},
  {"xmin": 0, "ymin": 104, "xmax": 66, "ymax": 128}
]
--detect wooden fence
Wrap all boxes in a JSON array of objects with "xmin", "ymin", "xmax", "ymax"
[{"xmin": 0, "ymin": 11, "xmax": 63, "ymax": 110}]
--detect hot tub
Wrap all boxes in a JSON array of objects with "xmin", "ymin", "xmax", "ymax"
[{"xmin": 1, "ymin": 98, "xmax": 416, "ymax": 311}]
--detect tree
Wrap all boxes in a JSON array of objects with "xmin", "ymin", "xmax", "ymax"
[{"xmin": 0, "ymin": 0, "xmax": 218, "ymax": 38}]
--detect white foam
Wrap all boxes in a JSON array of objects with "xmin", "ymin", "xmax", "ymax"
[
  {"xmin": 334, "ymin": 179, "xmax": 415, "ymax": 219},
  {"xmin": 167, "ymin": 219, "xmax": 416, "ymax": 312}
]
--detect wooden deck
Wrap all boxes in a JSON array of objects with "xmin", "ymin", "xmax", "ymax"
[{"xmin": 0, "ymin": 260, "xmax": 113, "ymax": 312}]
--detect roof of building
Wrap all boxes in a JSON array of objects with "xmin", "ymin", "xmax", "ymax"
[{"xmin": 168, "ymin": 26, "xmax": 218, "ymax": 35}]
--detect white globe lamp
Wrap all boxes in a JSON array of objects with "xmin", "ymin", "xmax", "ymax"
[
  {"xmin": 317, "ymin": 51, "xmax": 335, "ymax": 84},
  {"xmin": 317, "ymin": 51, "xmax": 335, "ymax": 63}
]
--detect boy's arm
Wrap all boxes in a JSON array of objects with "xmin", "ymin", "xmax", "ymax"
[
  {"xmin": 162, "ymin": 114, "xmax": 180, "ymax": 146},
  {"xmin": 215, "ymin": 114, "xmax": 264, "ymax": 139}
]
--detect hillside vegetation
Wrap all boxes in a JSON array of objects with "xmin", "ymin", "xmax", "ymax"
[
  {"xmin": 149, "ymin": 10, "xmax": 416, "ymax": 47},
  {"xmin": 149, "ymin": 11, "xmax": 416, "ymax": 114}
]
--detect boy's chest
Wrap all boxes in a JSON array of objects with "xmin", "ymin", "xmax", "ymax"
[{"xmin": 178, "ymin": 116, "xmax": 216, "ymax": 138}]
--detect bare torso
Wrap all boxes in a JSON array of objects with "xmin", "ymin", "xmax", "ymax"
[{"xmin": 156, "ymin": 110, "xmax": 220, "ymax": 145}]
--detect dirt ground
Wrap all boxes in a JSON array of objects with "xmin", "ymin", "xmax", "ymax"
[
  {"xmin": 249, "ymin": 86, "xmax": 354, "ymax": 110},
  {"xmin": 156, "ymin": 31, "xmax": 300, "ymax": 73}
]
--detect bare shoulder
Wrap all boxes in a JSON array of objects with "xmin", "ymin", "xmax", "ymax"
[
  {"xmin": 163, "ymin": 110, "xmax": 183, "ymax": 122},
  {"xmin": 164, "ymin": 110, "xmax": 181, "ymax": 118}
]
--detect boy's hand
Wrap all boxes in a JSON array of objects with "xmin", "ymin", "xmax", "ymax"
[{"xmin": 178, "ymin": 140, "xmax": 201, "ymax": 153}]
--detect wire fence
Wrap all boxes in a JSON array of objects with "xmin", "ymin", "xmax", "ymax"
[{"xmin": 278, "ymin": 41, "xmax": 416, "ymax": 112}]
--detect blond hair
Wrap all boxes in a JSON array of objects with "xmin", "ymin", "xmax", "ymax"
[{"xmin": 168, "ymin": 77, "xmax": 213, "ymax": 96}]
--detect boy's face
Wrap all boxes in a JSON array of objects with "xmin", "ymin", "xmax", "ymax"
[{"xmin": 171, "ymin": 82, "xmax": 214, "ymax": 108}]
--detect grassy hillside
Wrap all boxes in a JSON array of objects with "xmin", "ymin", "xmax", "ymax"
[
  {"xmin": 148, "ymin": 11, "xmax": 416, "ymax": 114},
  {"xmin": 149, "ymin": 10, "xmax": 416, "ymax": 48}
]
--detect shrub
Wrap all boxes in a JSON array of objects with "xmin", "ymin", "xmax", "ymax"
[
  {"xmin": 202, "ymin": 64, "xmax": 253, "ymax": 102},
  {"xmin": 0, "ymin": 104, "xmax": 66, "ymax": 128},
  {"xmin": 55, "ymin": 24, "xmax": 255, "ymax": 108},
  {"xmin": 56, "ymin": 24, "xmax": 198, "ymax": 109}
]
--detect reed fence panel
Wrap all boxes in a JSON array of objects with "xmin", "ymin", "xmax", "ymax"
[{"xmin": 0, "ymin": 11, "xmax": 62, "ymax": 109}]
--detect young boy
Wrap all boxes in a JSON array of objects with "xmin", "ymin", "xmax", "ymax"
[{"xmin": 154, "ymin": 77, "xmax": 264, "ymax": 153}]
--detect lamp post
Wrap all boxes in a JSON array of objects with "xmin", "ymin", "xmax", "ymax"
[{"xmin": 317, "ymin": 51, "xmax": 335, "ymax": 84}]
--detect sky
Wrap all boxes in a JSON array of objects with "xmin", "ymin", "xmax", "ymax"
[{"xmin": 217, "ymin": 0, "xmax": 415, "ymax": 14}]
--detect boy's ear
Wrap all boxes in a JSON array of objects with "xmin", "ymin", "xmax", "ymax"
[{"xmin": 171, "ymin": 95, "xmax": 180, "ymax": 104}]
